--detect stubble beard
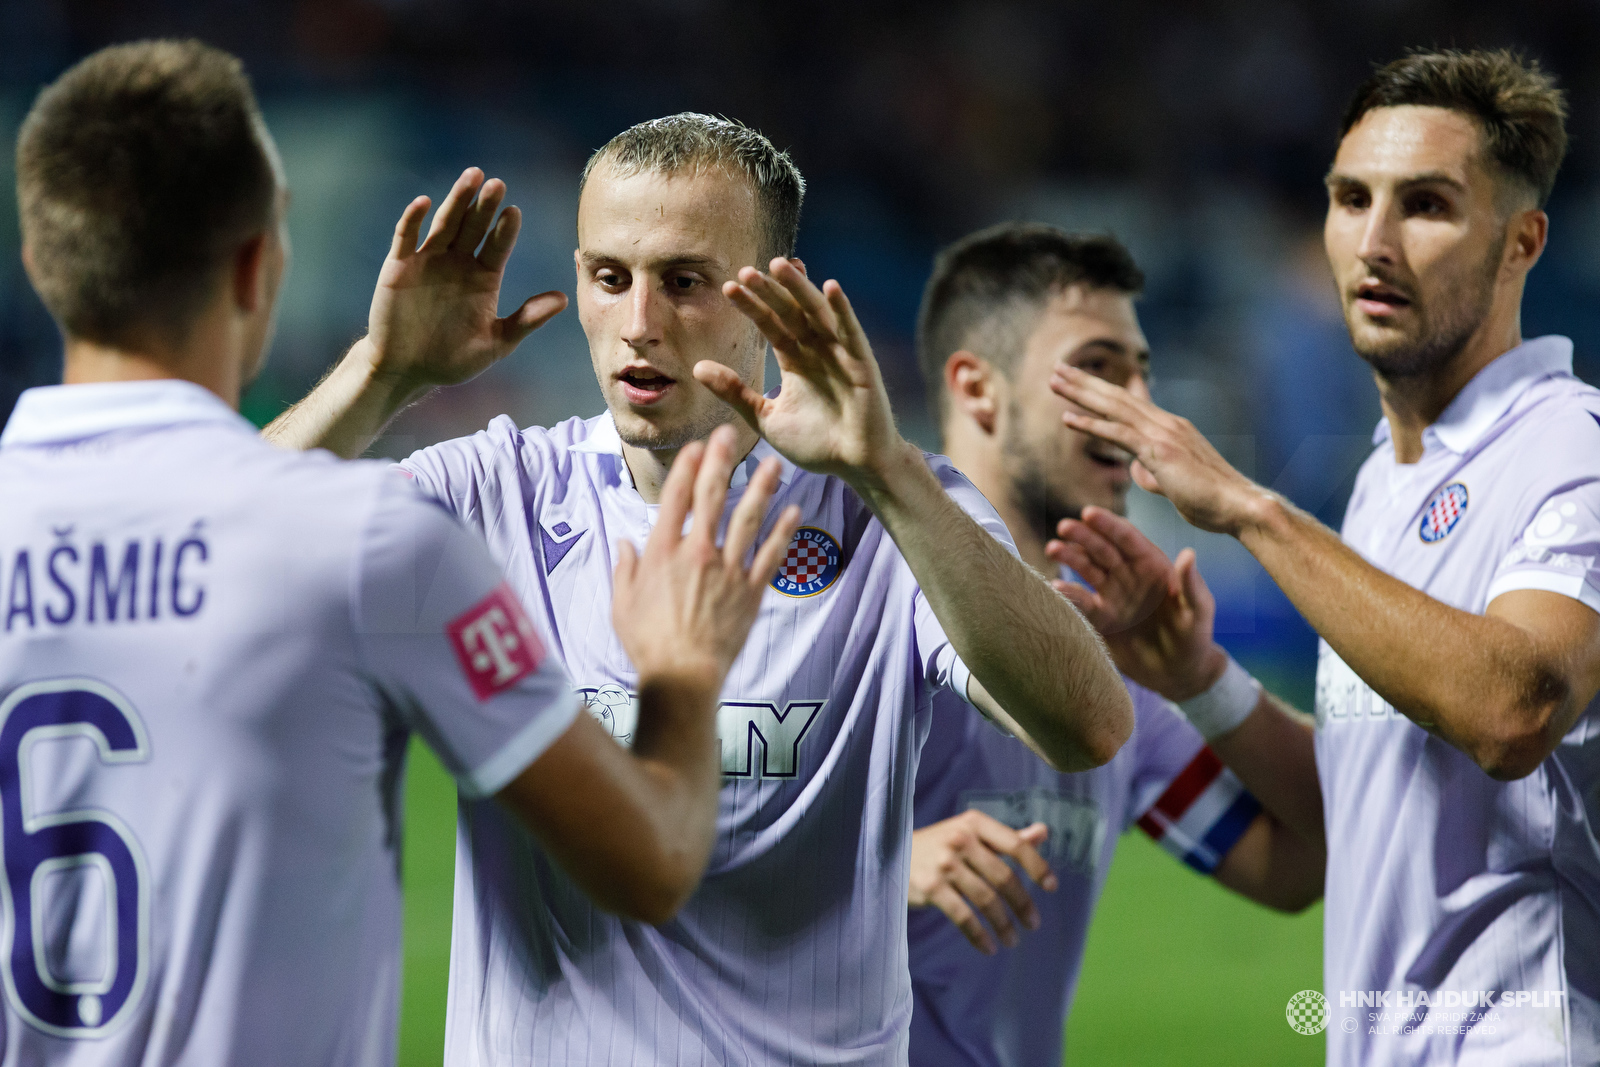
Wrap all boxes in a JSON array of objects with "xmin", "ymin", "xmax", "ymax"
[
  {"xmin": 1001, "ymin": 399, "xmax": 1091, "ymax": 545},
  {"xmin": 1349, "ymin": 235, "xmax": 1503, "ymax": 380}
]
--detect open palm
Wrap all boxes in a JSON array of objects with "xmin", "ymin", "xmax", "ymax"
[
  {"xmin": 694, "ymin": 259, "xmax": 900, "ymax": 482},
  {"xmin": 368, "ymin": 168, "xmax": 566, "ymax": 390}
]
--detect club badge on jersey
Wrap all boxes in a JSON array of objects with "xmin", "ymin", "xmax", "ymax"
[
  {"xmin": 1419, "ymin": 483, "xmax": 1469, "ymax": 544},
  {"xmin": 771, "ymin": 527, "xmax": 843, "ymax": 598}
]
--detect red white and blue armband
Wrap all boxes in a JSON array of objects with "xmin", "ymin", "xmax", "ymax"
[{"xmin": 1136, "ymin": 748, "xmax": 1261, "ymax": 874}]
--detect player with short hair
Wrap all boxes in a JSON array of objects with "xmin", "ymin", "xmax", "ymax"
[
  {"xmin": 266, "ymin": 113, "xmax": 1134, "ymax": 1064},
  {"xmin": 1050, "ymin": 49, "xmax": 1600, "ymax": 1064},
  {"xmin": 904, "ymin": 223, "xmax": 1324, "ymax": 1067},
  {"xmin": 2, "ymin": 41, "xmax": 795, "ymax": 1065}
]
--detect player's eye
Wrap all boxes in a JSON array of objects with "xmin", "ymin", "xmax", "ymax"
[
  {"xmin": 1406, "ymin": 194, "xmax": 1448, "ymax": 217},
  {"xmin": 1337, "ymin": 189, "xmax": 1369, "ymax": 210},
  {"xmin": 597, "ymin": 270, "xmax": 627, "ymax": 289},
  {"xmin": 668, "ymin": 274, "xmax": 698, "ymax": 291}
]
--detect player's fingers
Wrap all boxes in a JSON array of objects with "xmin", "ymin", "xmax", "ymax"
[
  {"xmin": 957, "ymin": 827, "xmax": 1042, "ymax": 927},
  {"xmin": 928, "ymin": 884, "xmax": 997, "ymax": 956},
  {"xmin": 1176, "ymin": 547, "xmax": 1215, "ymax": 616},
  {"xmin": 1050, "ymin": 365, "xmax": 1152, "ymax": 426},
  {"xmin": 452, "ymin": 177, "xmax": 505, "ymax": 254},
  {"xmin": 750, "ymin": 504, "xmax": 801, "ymax": 588},
  {"xmin": 1062, "ymin": 520, "xmax": 1124, "ymax": 575},
  {"xmin": 1060, "ymin": 410, "xmax": 1143, "ymax": 455},
  {"xmin": 693, "ymin": 361, "xmax": 768, "ymax": 433},
  {"xmin": 949, "ymin": 863, "xmax": 1021, "ymax": 948},
  {"xmin": 1080, "ymin": 506, "xmax": 1166, "ymax": 568},
  {"xmin": 1131, "ymin": 459, "xmax": 1163, "ymax": 495},
  {"xmin": 726, "ymin": 276, "xmax": 818, "ymax": 368},
  {"xmin": 612, "ymin": 538, "xmax": 638, "ymax": 590},
  {"xmin": 768, "ymin": 258, "xmax": 842, "ymax": 342},
  {"xmin": 389, "ymin": 196, "xmax": 431, "ymax": 260},
  {"xmin": 1047, "ymin": 542, "xmax": 1105, "ymax": 589},
  {"xmin": 496, "ymin": 290, "xmax": 568, "ymax": 347},
  {"xmin": 724, "ymin": 458, "xmax": 781, "ymax": 564},
  {"xmin": 421, "ymin": 167, "xmax": 484, "ymax": 250},
  {"xmin": 478, "ymin": 203, "xmax": 523, "ymax": 274},
  {"xmin": 744, "ymin": 263, "xmax": 831, "ymax": 346},
  {"xmin": 689, "ymin": 426, "xmax": 738, "ymax": 548},
  {"xmin": 653, "ymin": 440, "xmax": 704, "ymax": 550},
  {"xmin": 823, "ymin": 279, "xmax": 869, "ymax": 358},
  {"xmin": 976, "ymin": 819, "xmax": 1059, "ymax": 894}
]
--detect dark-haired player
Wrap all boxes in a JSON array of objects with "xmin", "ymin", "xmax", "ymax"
[
  {"xmin": 1052, "ymin": 49, "xmax": 1600, "ymax": 1064},
  {"xmin": 1, "ymin": 42, "xmax": 795, "ymax": 1064},
  {"xmin": 267, "ymin": 114, "xmax": 1132, "ymax": 1063},
  {"xmin": 903, "ymin": 224, "xmax": 1324, "ymax": 1067}
]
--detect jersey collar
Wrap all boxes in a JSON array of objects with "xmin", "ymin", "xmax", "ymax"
[
  {"xmin": 569, "ymin": 410, "xmax": 797, "ymax": 490},
  {"xmin": 0, "ymin": 380, "xmax": 253, "ymax": 448},
  {"xmin": 1369, "ymin": 334, "xmax": 1573, "ymax": 453}
]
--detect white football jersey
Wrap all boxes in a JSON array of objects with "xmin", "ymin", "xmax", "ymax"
[{"xmin": 0, "ymin": 381, "xmax": 579, "ymax": 1066}]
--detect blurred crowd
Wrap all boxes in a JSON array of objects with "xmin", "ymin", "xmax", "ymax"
[{"xmin": 5, "ymin": 0, "xmax": 1600, "ymax": 687}]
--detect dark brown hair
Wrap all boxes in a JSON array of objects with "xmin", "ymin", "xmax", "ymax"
[
  {"xmin": 1340, "ymin": 49, "xmax": 1568, "ymax": 207},
  {"xmin": 17, "ymin": 39, "xmax": 278, "ymax": 344},
  {"xmin": 916, "ymin": 223, "xmax": 1143, "ymax": 421}
]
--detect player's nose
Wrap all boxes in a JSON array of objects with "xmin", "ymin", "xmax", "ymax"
[{"xmin": 620, "ymin": 280, "xmax": 665, "ymax": 348}]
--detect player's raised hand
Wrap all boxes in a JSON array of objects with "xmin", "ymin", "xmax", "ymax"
[
  {"xmin": 367, "ymin": 168, "xmax": 567, "ymax": 390},
  {"xmin": 612, "ymin": 424, "xmax": 801, "ymax": 688},
  {"xmin": 1049, "ymin": 366, "xmax": 1272, "ymax": 536},
  {"xmin": 697, "ymin": 259, "xmax": 904, "ymax": 485},
  {"xmin": 909, "ymin": 810, "xmax": 1058, "ymax": 956},
  {"xmin": 1046, "ymin": 508, "xmax": 1228, "ymax": 702}
]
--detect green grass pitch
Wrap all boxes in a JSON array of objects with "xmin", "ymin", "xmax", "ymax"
[{"xmin": 396, "ymin": 739, "xmax": 1325, "ymax": 1066}]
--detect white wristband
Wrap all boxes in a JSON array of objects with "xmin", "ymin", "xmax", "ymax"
[{"xmin": 1177, "ymin": 656, "xmax": 1261, "ymax": 740}]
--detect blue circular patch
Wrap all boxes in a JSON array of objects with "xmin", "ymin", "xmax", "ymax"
[
  {"xmin": 1419, "ymin": 482, "xmax": 1469, "ymax": 543},
  {"xmin": 771, "ymin": 527, "xmax": 842, "ymax": 598}
]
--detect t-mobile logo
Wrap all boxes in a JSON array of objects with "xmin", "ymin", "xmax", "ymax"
[{"xmin": 447, "ymin": 583, "xmax": 545, "ymax": 700}]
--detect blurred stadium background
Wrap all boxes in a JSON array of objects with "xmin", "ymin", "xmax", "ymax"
[{"xmin": 5, "ymin": 2, "xmax": 1599, "ymax": 1063}]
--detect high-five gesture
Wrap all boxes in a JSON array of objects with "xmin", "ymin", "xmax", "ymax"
[
  {"xmin": 368, "ymin": 168, "xmax": 567, "ymax": 391},
  {"xmin": 1045, "ymin": 507, "xmax": 1227, "ymax": 703},
  {"xmin": 263, "ymin": 169, "xmax": 566, "ymax": 457},
  {"xmin": 613, "ymin": 424, "xmax": 802, "ymax": 689},
  {"xmin": 695, "ymin": 258, "xmax": 903, "ymax": 485}
]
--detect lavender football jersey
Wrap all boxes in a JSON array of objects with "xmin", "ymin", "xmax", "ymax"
[
  {"xmin": 1317, "ymin": 337, "xmax": 1600, "ymax": 1065},
  {"xmin": 908, "ymin": 681, "xmax": 1257, "ymax": 1067},
  {"xmin": 399, "ymin": 411, "xmax": 1010, "ymax": 1066},
  {"xmin": 0, "ymin": 381, "xmax": 579, "ymax": 1066}
]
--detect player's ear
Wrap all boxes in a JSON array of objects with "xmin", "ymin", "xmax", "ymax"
[
  {"xmin": 231, "ymin": 231, "xmax": 270, "ymax": 315},
  {"xmin": 946, "ymin": 351, "xmax": 1000, "ymax": 435}
]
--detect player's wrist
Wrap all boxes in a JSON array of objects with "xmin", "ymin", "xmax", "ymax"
[
  {"xmin": 1175, "ymin": 654, "xmax": 1260, "ymax": 741},
  {"xmin": 1165, "ymin": 642, "xmax": 1230, "ymax": 703},
  {"xmin": 845, "ymin": 437, "xmax": 929, "ymax": 515},
  {"xmin": 353, "ymin": 336, "xmax": 436, "ymax": 410}
]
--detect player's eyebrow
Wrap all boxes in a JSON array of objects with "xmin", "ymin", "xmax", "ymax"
[
  {"xmin": 579, "ymin": 250, "xmax": 726, "ymax": 272},
  {"xmin": 1069, "ymin": 337, "xmax": 1150, "ymax": 363},
  {"xmin": 1325, "ymin": 169, "xmax": 1467, "ymax": 195}
]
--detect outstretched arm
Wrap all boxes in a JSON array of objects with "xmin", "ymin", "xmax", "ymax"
[
  {"xmin": 1048, "ymin": 508, "xmax": 1322, "ymax": 845},
  {"xmin": 697, "ymin": 259, "xmax": 1131, "ymax": 771},
  {"xmin": 264, "ymin": 168, "xmax": 567, "ymax": 457},
  {"xmin": 496, "ymin": 426, "xmax": 800, "ymax": 922},
  {"xmin": 1051, "ymin": 367, "xmax": 1600, "ymax": 782}
]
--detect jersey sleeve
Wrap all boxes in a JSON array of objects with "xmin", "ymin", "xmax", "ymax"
[
  {"xmin": 394, "ymin": 414, "xmax": 530, "ymax": 529},
  {"xmin": 1486, "ymin": 478, "xmax": 1600, "ymax": 616},
  {"xmin": 911, "ymin": 454, "xmax": 1020, "ymax": 702},
  {"xmin": 352, "ymin": 473, "xmax": 581, "ymax": 799},
  {"xmin": 1126, "ymin": 686, "xmax": 1260, "ymax": 874}
]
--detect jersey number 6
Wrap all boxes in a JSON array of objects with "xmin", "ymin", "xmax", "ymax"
[{"xmin": 0, "ymin": 679, "xmax": 150, "ymax": 1038}]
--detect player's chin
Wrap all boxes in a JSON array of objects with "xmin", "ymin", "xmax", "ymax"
[{"xmin": 611, "ymin": 399, "xmax": 708, "ymax": 452}]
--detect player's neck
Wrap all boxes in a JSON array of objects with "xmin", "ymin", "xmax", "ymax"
[
  {"xmin": 620, "ymin": 420, "xmax": 762, "ymax": 505},
  {"xmin": 61, "ymin": 313, "xmax": 245, "ymax": 409},
  {"xmin": 1374, "ymin": 309, "xmax": 1523, "ymax": 464}
]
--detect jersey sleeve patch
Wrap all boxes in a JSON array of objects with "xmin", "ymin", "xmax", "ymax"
[
  {"xmin": 1135, "ymin": 746, "xmax": 1260, "ymax": 874},
  {"xmin": 446, "ymin": 582, "xmax": 547, "ymax": 701}
]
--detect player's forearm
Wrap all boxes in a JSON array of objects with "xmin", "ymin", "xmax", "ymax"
[
  {"xmin": 262, "ymin": 338, "xmax": 432, "ymax": 457},
  {"xmin": 852, "ymin": 443, "xmax": 1133, "ymax": 771},
  {"xmin": 1214, "ymin": 812, "xmax": 1325, "ymax": 913},
  {"xmin": 1240, "ymin": 496, "xmax": 1571, "ymax": 778},
  {"xmin": 1209, "ymin": 692, "xmax": 1323, "ymax": 846}
]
